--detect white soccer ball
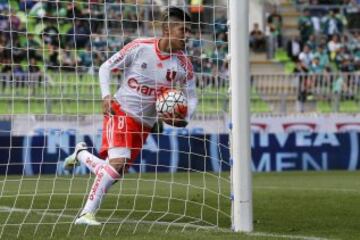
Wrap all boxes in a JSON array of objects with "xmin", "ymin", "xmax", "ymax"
[{"xmin": 156, "ymin": 89, "xmax": 188, "ymax": 119}]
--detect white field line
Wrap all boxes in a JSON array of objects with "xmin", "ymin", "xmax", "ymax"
[
  {"xmin": 255, "ymin": 186, "xmax": 360, "ymax": 194},
  {"xmin": 248, "ymin": 232, "xmax": 333, "ymax": 240},
  {"xmin": 0, "ymin": 206, "xmax": 335, "ymax": 240}
]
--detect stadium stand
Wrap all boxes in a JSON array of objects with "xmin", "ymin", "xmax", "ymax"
[
  {"xmin": 249, "ymin": 0, "xmax": 359, "ymax": 113},
  {"xmin": 0, "ymin": 0, "xmax": 358, "ymax": 114}
]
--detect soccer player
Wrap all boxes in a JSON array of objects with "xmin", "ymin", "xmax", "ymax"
[{"xmin": 63, "ymin": 7, "xmax": 197, "ymax": 225}]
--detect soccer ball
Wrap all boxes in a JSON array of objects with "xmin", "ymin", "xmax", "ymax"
[{"xmin": 156, "ymin": 89, "xmax": 188, "ymax": 119}]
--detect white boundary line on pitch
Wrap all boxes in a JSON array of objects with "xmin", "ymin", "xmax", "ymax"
[
  {"xmin": 255, "ymin": 186, "xmax": 360, "ymax": 193},
  {"xmin": 0, "ymin": 206, "xmax": 335, "ymax": 240},
  {"xmin": 248, "ymin": 232, "xmax": 333, "ymax": 240}
]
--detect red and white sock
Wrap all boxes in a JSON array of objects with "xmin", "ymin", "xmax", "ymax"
[
  {"xmin": 77, "ymin": 150, "xmax": 105, "ymax": 174},
  {"xmin": 81, "ymin": 164, "xmax": 120, "ymax": 215}
]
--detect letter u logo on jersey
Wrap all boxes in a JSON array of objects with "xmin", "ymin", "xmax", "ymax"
[{"xmin": 166, "ymin": 70, "xmax": 177, "ymax": 82}]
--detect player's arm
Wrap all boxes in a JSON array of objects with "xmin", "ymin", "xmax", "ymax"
[{"xmin": 98, "ymin": 41, "xmax": 139, "ymax": 114}]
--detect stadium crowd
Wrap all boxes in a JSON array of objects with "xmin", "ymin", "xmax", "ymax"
[
  {"xmin": 249, "ymin": 0, "xmax": 360, "ymax": 74},
  {"xmin": 1, "ymin": 0, "xmax": 358, "ymax": 89},
  {"xmin": 0, "ymin": 0, "xmax": 228, "ymax": 88}
]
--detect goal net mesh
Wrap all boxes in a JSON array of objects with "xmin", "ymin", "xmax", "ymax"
[{"xmin": 0, "ymin": 0, "xmax": 232, "ymax": 237}]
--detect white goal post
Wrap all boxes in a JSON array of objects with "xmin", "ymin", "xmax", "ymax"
[{"xmin": 229, "ymin": 0, "xmax": 253, "ymax": 232}]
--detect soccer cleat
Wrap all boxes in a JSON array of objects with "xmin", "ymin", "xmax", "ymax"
[
  {"xmin": 63, "ymin": 142, "xmax": 87, "ymax": 170},
  {"xmin": 75, "ymin": 213, "xmax": 101, "ymax": 226}
]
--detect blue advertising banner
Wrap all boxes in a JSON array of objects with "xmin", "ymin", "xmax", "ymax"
[{"xmin": 0, "ymin": 131, "xmax": 359, "ymax": 175}]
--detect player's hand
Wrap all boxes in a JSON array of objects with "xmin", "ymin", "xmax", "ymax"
[
  {"xmin": 159, "ymin": 112, "xmax": 188, "ymax": 128},
  {"xmin": 102, "ymin": 95, "xmax": 114, "ymax": 115}
]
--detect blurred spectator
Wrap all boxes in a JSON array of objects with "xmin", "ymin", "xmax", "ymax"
[
  {"xmin": 216, "ymin": 32, "xmax": 227, "ymax": 44},
  {"xmin": 92, "ymin": 34, "xmax": 107, "ymax": 52},
  {"xmin": 335, "ymin": 46, "xmax": 351, "ymax": 67},
  {"xmin": 12, "ymin": 38, "xmax": 25, "ymax": 63},
  {"xmin": 0, "ymin": 32, "xmax": 8, "ymax": 61},
  {"xmin": 267, "ymin": 8, "xmax": 283, "ymax": 47},
  {"xmin": 13, "ymin": 65, "xmax": 25, "ymax": 88},
  {"xmin": 78, "ymin": 45, "xmax": 93, "ymax": 73},
  {"xmin": 42, "ymin": 21, "xmax": 59, "ymax": 47},
  {"xmin": 28, "ymin": 58, "xmax": 41, "ymax": 74},
  {"xmin": 9, "ymin": 9, "xmax": 22, "ymax": 31},
  {"xmin": 298, "ymin": 9, "xmax": 314, "ymax": 43},
  {"xmin": 287, "ymin": 36, "xmax": 302, "ymax": 61},
  {"xmin": 322, "ymin": 10, "xmax": 344, "ymax": 36},
  {"xmin": 214, "ymin": 14, "xmax": 227, "ymax": 38},
  {"xmin": 46, "ymin": 45, "xmax": 59, "ymax": 70},
  {"xmin": 299, "ymin": 45, "xmax": 313, "ymax": 68},
  {"xmin": 345, "ymin": 0, "xmax": 360, "ymax": 29},
  {"xmin": 190, "ymin": 32, "xmax": 205, "ymax": 49},
  {"xmin": 107, "ymin": 0, "xmax": 123, "ymax": 30},
  {"xmin": 293, "ymin": 59, "xmax": 310, "ymax": 113},
  {"xmin": 354, "ymin": 47, "xmax": 360, "ymax": 69},
  {"xmin": 0, "ymin": 0, "xmax": 8, "ymax": 11},
  {"xmin": 66, "ymin": 2, "xmax": 83, "ymax": 20},
  {"xmin": 307, "ymin": 0, "xmax": 326, "ymax": 35},
  {"xmin": 122, "ymin": 1, "xmax": 142, "ymax": 30},
  {"xmin": 312, "ymin": 44, "xmax": 330, "ymax": 68},
  {"xmin": 1, "ymin": 59, "xmax": 11, "ymax": 73},
  {"xmin": 19, "ymin": 0, "xmax": 36, "ymax": 12},
  {"xmin": 249, "ymin": 23, "xmax": 266, "ymax": 52},
  {"xmin": 29, "ymin": 1, "xmax": 46, "ymax": 18},
  {"xmin": 59, "ymin": 47, "xmax": 76, "ymax": 72},
  {"xmin": 266, "ymin": 23, "xmax": 279, "ymax": 59},
  {"xmin": 305, "ymin": 34, "xmax": 317, "ymax": 51},
  {"xmin": 28, "ymin": 57, "xmax": 42, "ymax": 91},
  {"xmin": 340, "ymin": 58, "xmax": 356, "ymax": 72},
  {"xmin": 190, "ymin": 0, "xmax": 204, "ymax": 31},
  {"xmin": 309, "ymin": 57, "xmax": 324, "ymax": 73},
  {"xmin": 66, "ymin": 19, "xmax": 90, "ymax": 48},
  {"xmin": 26, "ymin": 34, "xmax": 41, "ymax": 60},
  {"xmin": 219, "ymin": 60, "xmax": 229, "ymax": 81},
  {"xmin": 327, "ymin": 34, "xmax": 342, "ymax": 60},
  {"xmin": 0, "ymin": 8, "xmax": 7, "ymax": 31}
]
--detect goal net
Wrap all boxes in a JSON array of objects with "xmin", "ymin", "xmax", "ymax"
[{"xmin": 0, "ymin": 0, "xmax": 233, "ymax": 238}]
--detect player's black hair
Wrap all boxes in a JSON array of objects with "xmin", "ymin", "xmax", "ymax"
[{"xmin": 162, "ymin": 7, "xmax": 191, "ymax": 23}]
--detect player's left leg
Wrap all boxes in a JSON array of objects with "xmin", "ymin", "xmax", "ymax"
[
  {"xmin": 75, "ymin": 101, "xmax": 151, "ymax": 225},
  {"xmin": 75, "ymin": 148, "xmax": 129, "ymax": 225}
]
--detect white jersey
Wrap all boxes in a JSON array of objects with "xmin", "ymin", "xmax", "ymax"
[{"xmin": 99, "ymin": 38, "xmax": 198, "ymax": 128}]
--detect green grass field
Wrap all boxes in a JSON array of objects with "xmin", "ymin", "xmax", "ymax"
[{"xmin": 0, "ymin": 171, "xmax": 359, "ymax": 240}]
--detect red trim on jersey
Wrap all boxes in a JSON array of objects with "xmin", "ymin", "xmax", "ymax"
[
  {"xmin": 135, "ymin": 38, "xmax": 156, "ymax": 44},
  {"xmin": 121, "ymin": 40, "xmax": 140, "ymax": 54},
  {"xmin": 155, "ymin": 39, "xmax": 171, "ymax": 61},
  {"xmin": 176, "ymin": 52, "xmax": 194, "ymax": 80},
  {"xmin": 108, "ymin": 40, "xmax": 141, "ymax": 68}
]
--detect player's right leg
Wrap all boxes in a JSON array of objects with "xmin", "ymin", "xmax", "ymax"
[{"xmin": 64, "ymin": 142, "xmax": 105, "ymax": 174}]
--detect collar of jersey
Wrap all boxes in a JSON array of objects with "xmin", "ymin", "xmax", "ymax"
[{"xmin": 155, "ymin": 39, "xmax": 182, "ymax": 61}]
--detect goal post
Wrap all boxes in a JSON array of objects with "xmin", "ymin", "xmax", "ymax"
[{"xmin": 229, "ymin": 0, "xmax": 253, "ymax": 232}]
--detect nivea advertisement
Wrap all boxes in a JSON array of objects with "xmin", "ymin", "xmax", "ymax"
[{"xmin": 0, "ymin": 130, "xmax": 359, "ymax": 175}]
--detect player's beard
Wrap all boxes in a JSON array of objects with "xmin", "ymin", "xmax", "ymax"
[{"xmin": 173, "ymin": 40, "xmax": 185, "ymax": 51}]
